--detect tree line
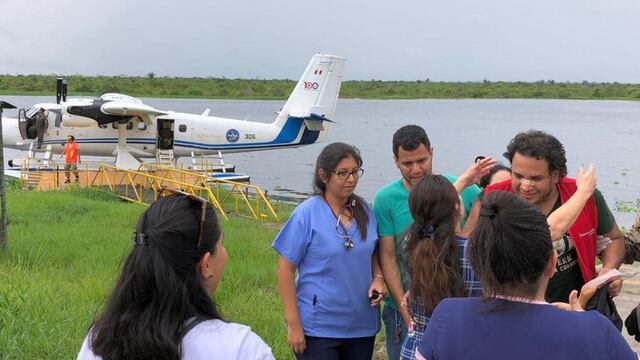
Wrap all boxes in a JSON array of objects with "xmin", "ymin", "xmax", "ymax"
[{"xmin": 0, "ymin": 75, "xmax": 639, "ymax": 100}]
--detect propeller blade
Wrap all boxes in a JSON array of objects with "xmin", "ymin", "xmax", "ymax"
[
  {"xmin": 56, "ymin": 77, "xmax": 63, "ymax": 104},
  {"xmin": 62, "ymin": 80, "xmax": 68, "ymax": 102}
]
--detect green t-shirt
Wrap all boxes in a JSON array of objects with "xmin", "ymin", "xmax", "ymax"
[
  {"xmin": 546, "ymin": 188, "xmax": 616, "ymax": 302},
  {"xmin": 372, "ymin": 175, "xmax": 480, "ymax": 309}
]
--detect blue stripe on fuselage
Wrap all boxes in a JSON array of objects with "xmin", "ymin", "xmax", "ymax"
[{"xmin": 39, "ymin": 117, "xmax": 321, "ymax": 150}]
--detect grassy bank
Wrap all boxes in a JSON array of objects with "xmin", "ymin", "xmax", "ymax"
[
  {"xmin": 1, "ymin": 75, "xmax": 639, "ymax": 100},
  {"xmin": 0, "ymin": 188, "xmax": 295, "ymax": 359}
]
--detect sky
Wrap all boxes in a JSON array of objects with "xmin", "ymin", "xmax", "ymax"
[{"xmin": 1, "ymin": 0, "xmax": 639, "ymax": 82}]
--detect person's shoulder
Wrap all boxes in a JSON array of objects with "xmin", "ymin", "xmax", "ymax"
[
  {"xmin": 374, "ymin": 179, "xmax": 404, "ymax": 202},
  {"xmin": 76, "ymin": 332, "xmax": 100, "ymax": 360},
  {"xmin": 184, "ymin": 320, "xmax": 274, "ymax": 359},
  {"xmin": 292, "ymin": 196, "xmax": 323, "ymax": 215},
  {"xmin": 433, "ymin": 296, "xmax": 477, "ymax": 313},
  {"xmin": 440, "ymin": 173, "xmax": 458, "ymax": 182},
  {"xmin": 375, "ymin": 179, "xmax": 403, "ymax": 196},
  {"xmin": 537, "ymin": 304, "xmax": 613, "ymax": 328}
]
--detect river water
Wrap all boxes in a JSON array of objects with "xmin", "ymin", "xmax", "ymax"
[{"xmin": 2, "ymin": 96, "xmax": 639, "ymax": 226}]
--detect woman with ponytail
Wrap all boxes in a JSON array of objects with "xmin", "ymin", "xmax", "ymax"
[
  {"xmin": 77, "ymin": 191, "xmax": 274, "ymax": 360},
  {"xmin": 415, "ymin": 191, "xmax": 635, "ymax": 360},
  {"xmin": 400, "ymin": 175, "xmax": 483, "ymax": 360},
  {"xmin": 273, "ymin": 142, "xmax": 382, "ymax": 359}
]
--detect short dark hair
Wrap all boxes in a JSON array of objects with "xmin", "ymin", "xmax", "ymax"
[
  {"xmin": 313, "ymin": 142, "xmax": 369, "ymax": 240},
  {"xmin": 469, "ymin": 191, "xmax": 553, "ymax": 298},
  {"xmin": 478, "ymin": 163, "xmax": 511, "ymax": 189},
  {"xmin": 503, "ymin": 130, "xmax": 567, "ymax": 178},
  {"xmin": 393, "ymin": 125, "xmax": 431, "ymax": 158},
  {"xmin": 67, "ymin": 135, "xmax": 75, "ymax": 141}
]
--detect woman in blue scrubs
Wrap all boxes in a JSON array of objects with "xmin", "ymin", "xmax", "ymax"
[{"xmin": 273, "ymin": 142, "xmax": 383, "ymax": 360}]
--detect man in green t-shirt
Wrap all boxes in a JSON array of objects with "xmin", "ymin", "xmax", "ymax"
[{"xmin": 373, "ymin": 125, "xmax": 485, "ymax": 360}]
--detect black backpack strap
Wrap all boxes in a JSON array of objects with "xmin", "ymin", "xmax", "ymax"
[{"xmin": 182, "ymin": 317, "xmax": 207, "ymax": 340}]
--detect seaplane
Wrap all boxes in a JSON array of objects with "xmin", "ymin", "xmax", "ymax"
[{"xmin": 2, "ymin": 54, "xmax": 346, "ymax": 181}]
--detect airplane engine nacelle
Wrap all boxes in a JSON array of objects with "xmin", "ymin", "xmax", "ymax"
[{"xmin": 62, "ymin": 116, "xmax": 97, "ymax": 127}]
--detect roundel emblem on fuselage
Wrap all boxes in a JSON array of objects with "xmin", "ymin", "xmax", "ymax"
[{"xmin": 226, "ymin": 129, "xmax": 240, "ymax": 143}]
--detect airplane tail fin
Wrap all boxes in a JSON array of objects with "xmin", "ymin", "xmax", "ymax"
[{"xmin": 274, "ymin": 54, "xmax": 346, "ymax": 143}]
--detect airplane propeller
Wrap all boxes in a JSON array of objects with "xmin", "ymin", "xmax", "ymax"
[
  {"xmin": 56, "ymin": 77, "xmax": 68, "ymax": 104},
  {"xmin": 56, "ymin": 77, "xmax": 62, "ymax": 104}
]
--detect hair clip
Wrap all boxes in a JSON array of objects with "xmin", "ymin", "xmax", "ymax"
[
  {"xmin": 418, "ymin": 225, "xmax": 436, "ymax": 240},
  {"xmin": 132, "ymin": 232, "xmax": 148, "ymax": 246}
]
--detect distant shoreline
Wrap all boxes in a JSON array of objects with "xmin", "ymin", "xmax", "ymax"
[{"xmin": 1, "ymin": 75, "xmax": 639, "ymax": 101}]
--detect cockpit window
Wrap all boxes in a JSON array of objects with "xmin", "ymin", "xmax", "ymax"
[{"xmin": 26, "ymin": 107, "xmax": 41, "ymax": 118}]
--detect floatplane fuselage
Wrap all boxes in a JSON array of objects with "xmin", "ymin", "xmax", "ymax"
[{"xmin": 2, "ymin": 54, "xmax": 346, "ymax": 169}]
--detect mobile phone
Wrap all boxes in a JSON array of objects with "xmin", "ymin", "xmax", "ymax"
[{"xmin": 369, "ymin": 290, "xmax": 380, "ymax": 304}]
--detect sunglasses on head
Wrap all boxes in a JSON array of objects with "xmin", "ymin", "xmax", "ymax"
[{"xmin": 160, "ymin": 188, "xmax": 210, "ymax": 248}]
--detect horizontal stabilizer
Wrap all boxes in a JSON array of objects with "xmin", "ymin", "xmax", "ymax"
[{"xmin": 289, "ymin": 112, "xmax": 334, "ymax": 122}]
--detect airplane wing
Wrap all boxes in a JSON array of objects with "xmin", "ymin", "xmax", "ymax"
[{"xmin": 101, "ymin": 102, "xmax": 169, "ymax": 117}]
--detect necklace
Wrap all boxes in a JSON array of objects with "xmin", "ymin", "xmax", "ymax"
[
  {"xmin": 494, "ymin": 295, "xmax": 548, "ymax": 305},
  {"xmin": 322, "ymin": 194, "xmax": 354, "ymax": 251}
]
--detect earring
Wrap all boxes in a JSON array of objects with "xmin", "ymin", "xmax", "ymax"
[{"xmin": 208, "ymin": 273, "xmax": 214, "ymax": 279}]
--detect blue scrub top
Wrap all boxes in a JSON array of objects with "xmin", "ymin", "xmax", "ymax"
[{"xmin": 272, "ymin": 195, "xmax": 381, "ymax": 338}]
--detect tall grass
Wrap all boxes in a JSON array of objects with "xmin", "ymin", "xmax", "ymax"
[{"xmin": 0, "ymin": 188, "xmax": 292, "ymax": 359}]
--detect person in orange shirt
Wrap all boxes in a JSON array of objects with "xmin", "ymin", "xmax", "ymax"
[{"xmin": 61, "ymin": 135, "xmax": 80, "ymax": 183}]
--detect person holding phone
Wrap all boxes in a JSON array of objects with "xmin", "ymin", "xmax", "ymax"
[{"xmin": 273, "ymin": 142, "xmax": 383, "ymax": 360}]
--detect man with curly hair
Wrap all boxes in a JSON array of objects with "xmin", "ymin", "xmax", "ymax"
[{"xmin": 481, "ymin": 130, "xmax": 625, "ymax": 303}]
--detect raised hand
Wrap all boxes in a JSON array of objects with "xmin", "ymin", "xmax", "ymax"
[
  {"xmin": 455, "ymin": 157, "xmax": 497, "ymax": 192},
  {"xmin": 575, "ymin": 163, "xmax": 596, "ymax": 197}
]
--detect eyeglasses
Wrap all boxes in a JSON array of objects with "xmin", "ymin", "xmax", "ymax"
[
  {"xmin": 332, "ymin": 168, "xmax": 364, "ymax": 180},
  {"xmin": 160, "ymin": 188, "xmax": 210, "ymax": 248},
  {"xmin": 335, "ymin": 208, "xmax": 354, "ymax": 251}
]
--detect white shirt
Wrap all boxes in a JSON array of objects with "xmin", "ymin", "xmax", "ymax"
[{"xmin": 77, "ymin": 319, "xmax": 274, "ymax": 360}]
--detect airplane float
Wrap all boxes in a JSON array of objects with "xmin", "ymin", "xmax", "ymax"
[{"xmin": 2, "ymin": 54, "xmax": 346, "ymax": 171}]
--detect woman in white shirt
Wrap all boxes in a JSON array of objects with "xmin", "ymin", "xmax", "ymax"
[{"xmin": 77, "ymin": 190, "xmax": 274, "ymax": 360}]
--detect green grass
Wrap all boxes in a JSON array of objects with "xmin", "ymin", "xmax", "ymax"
[
  {"xmin": 0, "ymin": 187, "xmax": 293, "ymax": 359},
  {"xmin": 0, "ymin": 188, "xmax": 389, "ymax": 359}
]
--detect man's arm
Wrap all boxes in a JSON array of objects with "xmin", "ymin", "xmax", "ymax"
[
  {"xmin": 461, "ymin": 201, "xmax": 480, "ymax": 238},
  {"xmin": 453, "ymin": 157, "xmax": 496, "ymax": 194},
  {"xmin": 547, "ymin": 165, "xmax": 596, "ymax": 240},
  {"xmin": 378, "ymin": 235, "xmax": 412, "ymax": 326}
]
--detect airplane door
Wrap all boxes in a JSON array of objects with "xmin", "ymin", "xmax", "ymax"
[{"xmin": 157, "ymin": 119, "xmax": 174, "ymax": 150}]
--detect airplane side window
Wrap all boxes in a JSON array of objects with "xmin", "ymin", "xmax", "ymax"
[
  {"xmin": 137, "ymin": 122, "xmax": 147, "ymax": 131},
  {"xmin": 112, "ymin": 122, "xmax": 118, "ymax": 129},
  {"xmin": 99, "ymin": 124, "xmax": 108, "ymax": 129},
  {"xmin": 127, "ymin": 121, "xmax": 134, "ymax": 130},
  {"xmin": 179, "ymin": 124, "xmax": 187, "ymax": 132}
]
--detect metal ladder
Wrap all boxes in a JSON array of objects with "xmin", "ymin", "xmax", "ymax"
[{"xmin": 156, "ymin": 149, "xmax": 175, "ymax": 167}]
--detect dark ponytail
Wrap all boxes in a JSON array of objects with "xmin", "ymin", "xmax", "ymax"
[
  {"xmin": 468, "ymin": 191, "xmax": 553, "ymax": 298},
  {"xmin": 90, "ymin": 195, "xmax": 223, "ymax": 360},
  {"xmin": 405, "ymin": 175, "xmax": 465, "ymax": 313}
]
